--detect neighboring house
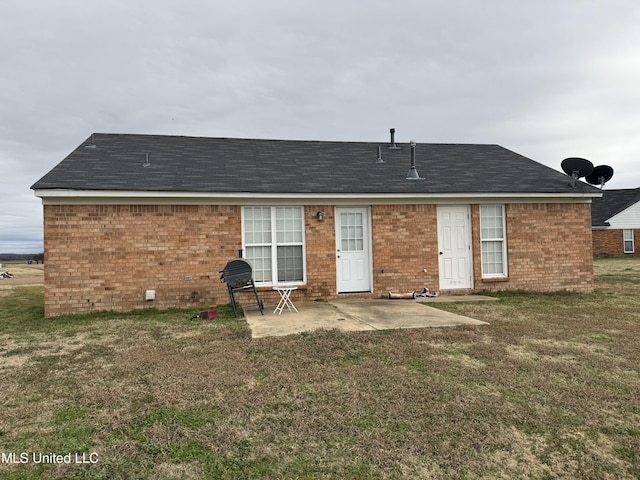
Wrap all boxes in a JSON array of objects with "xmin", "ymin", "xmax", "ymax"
[
  {"xmin": 32, "ymin": 132, "xmax": 601, "ymax": 317},
  {"xmin": 591, "ymin": 188, "xmax": 640, "ymax": 257}
]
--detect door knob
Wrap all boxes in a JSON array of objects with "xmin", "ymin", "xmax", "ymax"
[{"xmin": 439, "ymin": 252, "xmax": 443, "ymax": 255}]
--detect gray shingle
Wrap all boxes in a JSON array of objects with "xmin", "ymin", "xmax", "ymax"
[
  {"xmin": 31, "ymin": 133, "xmax": 602, "ymax": 195},
  {"xmin": 591, "ymin": 188, "xmax": 640, "ymax": 226}
]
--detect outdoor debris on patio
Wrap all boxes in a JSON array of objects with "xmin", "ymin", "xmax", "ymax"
[
  {"xmin": 388, "ymin": 287, "xmax": 438, "ymax": 299},
  {"xmin": 0, "ymin": 271, "xmax": 14, "ymax": 280}
]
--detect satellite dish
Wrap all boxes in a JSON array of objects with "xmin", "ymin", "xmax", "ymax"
[
  {"xmin": 586, "ymin": 165, "xmax": 614, "ymax": 189},
  {"xmin": 561, "ymin": 157, "xmax": 594, "ymax": 177},
  {"xmin": 561, "ymin": 157, "xmax": 594, "ymax": 187}
]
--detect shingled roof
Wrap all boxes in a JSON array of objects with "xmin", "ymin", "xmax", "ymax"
[
  {"xmin": 591, "ymin": 188, "xmax": 640, "ymax": 227},
  {"xmin": 32, "ymin": 133, "xmax": 602, "ymax": 196}
]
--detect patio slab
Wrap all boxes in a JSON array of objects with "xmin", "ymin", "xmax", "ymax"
[{"xmin": 243, "ymin": 297, "xmax": 491, "ymax": 338}]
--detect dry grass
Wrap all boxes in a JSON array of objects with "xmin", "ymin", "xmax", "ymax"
[
  {"xmin": 0, "ymin": 257, "xmax": 639, "ymax": 479},
  {"xmin": 0, "ymin": 264, "xmax": 43, "ymax": 295},
  {"xmin": 0, "ymin": 263, "xmax": 44, "ymax": 278}
]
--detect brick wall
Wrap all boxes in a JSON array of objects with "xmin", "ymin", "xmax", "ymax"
[
  {"xmin": 303, "ymin": 205, "xmax": 337, "ymax": 299},
  {"xmin": 592, "ymin": 228, "xmax": 639, "ymax": 256},
  {"xmin": 371, "ymin": 204, "xmax": 439, "ymax": 297},
  {"xmin": 43, "ymin": 201, "xmax": 595, "ymax": 316},
  {"xmin": 369, "ymin": 203, "xmax": 593, "ymax": 295},
  {"xmin": 473, "ymin": 203, "xmax": 594, "ymax": 292},
  {"xmin": 43, "ymin": 204, "xmax": 242, "ymax": 317}
]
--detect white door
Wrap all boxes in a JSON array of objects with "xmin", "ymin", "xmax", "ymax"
[
  {"xmin": 336, "ymin": 207, "xmax": 371, "ymax": 293},
  {"xmin": 437, "ymin": 205, "xmax": 473, "ymax": 290}
]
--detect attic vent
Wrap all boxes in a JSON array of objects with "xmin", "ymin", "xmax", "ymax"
[
  {"xmin": 406, "ymin": 141, "xmax": 423, "ymax": 180},
  {"xmin": 389, "ymin": 128, "xmax": 400, "ymax": 150}
]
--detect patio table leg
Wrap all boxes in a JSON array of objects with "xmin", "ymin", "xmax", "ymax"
[{"xmin": 273, "ymin": 286, "xmax": 298, "ymax": 314}]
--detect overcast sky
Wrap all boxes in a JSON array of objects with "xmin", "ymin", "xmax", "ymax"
[{"xmin": 2, "ymin": 0, "xmax": 639, "ymax": 253}]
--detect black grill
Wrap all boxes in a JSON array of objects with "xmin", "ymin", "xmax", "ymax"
[{"xmin": 220, "ymin": 259, "xmax": 264, "ymax": 317}]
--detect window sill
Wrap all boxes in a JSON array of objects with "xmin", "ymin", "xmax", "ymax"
[{"xmin": 480, "ymin": 277, "xmax": 509, "ymax": 283}]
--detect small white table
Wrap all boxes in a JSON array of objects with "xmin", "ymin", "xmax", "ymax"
[{"xmin": 273, "ymin": 285, "xmax": 298, "ymax": 314}]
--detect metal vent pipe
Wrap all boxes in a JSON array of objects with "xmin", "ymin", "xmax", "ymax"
[
  {"xmin": 406, "ymin": 140, "xmax": 422, "ymax": 179},
  {"xmin": 389, "ymin": 128, "xmax": 400, "ymax": 149}
]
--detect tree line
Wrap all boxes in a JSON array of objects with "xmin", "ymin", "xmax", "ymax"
[{"xmin": 0, "ymin": 253, "xmax": 45, "ymax": 264}]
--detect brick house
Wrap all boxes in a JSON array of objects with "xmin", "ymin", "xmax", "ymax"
[
  {"xmin": 32, "ymin": 132, "xmax": 601, "ymax": 317},
  {"xmin": 591, "ymin": 188, "xmax": 640, "ymax": 256}
]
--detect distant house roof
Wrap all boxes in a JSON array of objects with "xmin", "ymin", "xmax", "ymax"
[
  {"xmin": 591, "ymin": 188, "xmax": 640, "ymax": 227},
  {"xmin": 32, "ymin": 133, "xmax": 602, "ymax": 197}
]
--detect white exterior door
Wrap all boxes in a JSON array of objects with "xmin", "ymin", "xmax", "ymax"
[
  {"xmin": 336, "ymin": 207, "xmax": 371, "ymax": 293},
  {"xmin": 437, "ymin": 205, "xmax": 473, "ymax": 290}
]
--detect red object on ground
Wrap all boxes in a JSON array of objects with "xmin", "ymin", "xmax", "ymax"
[{"xmin": 199, "ymin": 309, "xmax": 218, "ymax": 319}]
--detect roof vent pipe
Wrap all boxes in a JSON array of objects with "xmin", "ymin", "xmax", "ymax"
[
  {"xmin": 376, "ymin": 146, "xmax": 384, "ymax": 163},
  {"xmin": 406, "ymin": 141, "xmax": 422, "ymax": 180},
  {"xmin": 143, "ymin": 153, "xmax": 151, "ymax": 168},
  {"xmin": 85, "ymin": 134, "xmax": 97, "ymax": 149},
  {"xmin": 389, "ymin": 128, "xmax": 400, "ymax": 149}
]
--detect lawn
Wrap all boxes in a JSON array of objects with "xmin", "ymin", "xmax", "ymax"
[{"xmin": 0, "ymin": 258, "xmax": 639, "ymax": 479}]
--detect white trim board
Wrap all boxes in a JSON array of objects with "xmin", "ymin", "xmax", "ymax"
[{"xmin": 34, "ymin": 189, "xmax": 600, "ymax": 206}]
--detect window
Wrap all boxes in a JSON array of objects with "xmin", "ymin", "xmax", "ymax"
[
  {"xmin": 623, "ymin": 229, "xmax": 635, "ymax": 254},
  {"xmin": 243, "ymin": 207, "xmax": 305, "ymax": 284},
  {"xmin": 480, "ymin": 205, "xmax": 507, "ymax": 277}
]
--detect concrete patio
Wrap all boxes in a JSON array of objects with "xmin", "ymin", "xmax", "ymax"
[{"xmin": 243, "ymin": 296, "xmax": 494, "ymax": 338}]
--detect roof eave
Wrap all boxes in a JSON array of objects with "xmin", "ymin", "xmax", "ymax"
[{"xmin": 33, "ymin": 189, "xmax": 602, "ymax": 205}]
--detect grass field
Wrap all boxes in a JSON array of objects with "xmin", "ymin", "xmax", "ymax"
[
  {"xmin": 0, "ymin": 264, "xmax": 43, "ymax": 291},
  {"xmin": 0, "ymin": 258, "xmax": 639, "ymax": 479}
]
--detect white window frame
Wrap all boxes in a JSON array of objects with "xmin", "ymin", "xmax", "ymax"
[
  {"xmin": 623, "ymin": 229, "xmax": 635, "ymax": 254},
  {"xmin": 241, "ymin": 206, "xmax": 307, "ymax": 286},
  {"xmin": 479, "ymin": 204, "xmax": 508, "ymax": 278}
]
